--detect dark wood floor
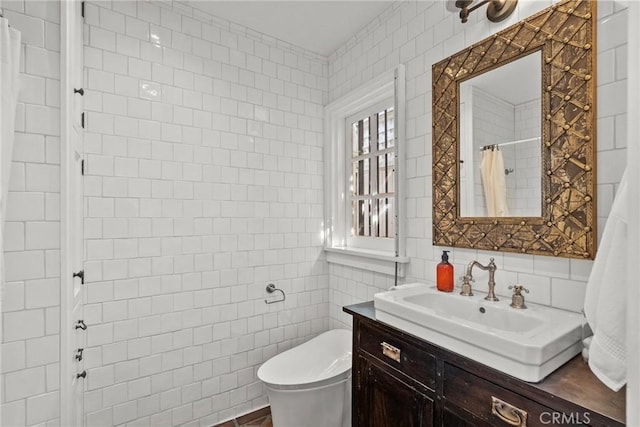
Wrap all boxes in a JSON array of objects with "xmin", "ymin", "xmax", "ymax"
[
  {"xmin": 236, "ymin": 414, "xmax": 272, "ymax": 427},
  {"xmin": 215, "ymin": 406, "xmax": 272, "ymax": 427}
]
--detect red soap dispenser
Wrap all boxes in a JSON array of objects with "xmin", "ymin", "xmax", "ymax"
[{"xmin": 437, "ymin": 250, "xmax": 454, "ymax": 292}]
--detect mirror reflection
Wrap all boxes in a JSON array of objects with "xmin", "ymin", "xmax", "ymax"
[{"xmin": 459, "ymin": 51, "xmax": 542, "ymax": 218}]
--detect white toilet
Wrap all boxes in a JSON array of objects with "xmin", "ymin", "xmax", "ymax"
[{"xmin": 257, "ymin": 329, "xmax": 352, "ymax": 427}]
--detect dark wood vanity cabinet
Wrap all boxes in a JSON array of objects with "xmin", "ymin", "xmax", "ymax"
[
  {"xmin": 356, "ymin": 356, "xmax": 435, "ymax": 427},
  {"xmin": 354, "ymin": 320, "xmax": 436, "ymax": 426},
  {"xmin": 345, "ymin": 302, "xmax": 625, "ymax": 427}
]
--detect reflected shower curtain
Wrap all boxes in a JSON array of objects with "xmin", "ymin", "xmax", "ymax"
[{"xmin": 479, "ymin": 148, "xmax": 510, "ymax": 217}]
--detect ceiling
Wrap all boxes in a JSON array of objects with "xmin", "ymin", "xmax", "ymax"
[{"xmin": 189, "ymin": 1, "xmax": 394, "ymax": 56}]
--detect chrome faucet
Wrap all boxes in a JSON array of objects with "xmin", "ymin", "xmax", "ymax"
[{"xmin": 460, "ymin": 257, "xmax": 499, "ymax": 301}]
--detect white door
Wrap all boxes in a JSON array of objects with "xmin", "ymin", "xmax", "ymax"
[{"xmin": 61, "ymin": 0, "xmax": 85, "ymax": 425}]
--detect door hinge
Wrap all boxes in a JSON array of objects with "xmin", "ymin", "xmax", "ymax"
[
  {"xmin": 81, "ymin": 159, "xmax": 85, "ymax": 175},
  {"xmin": 81, "ymin": 1, "xmax": 85, "ymax": 18},
  {"xmin": 73, "ymin": 270, "xmax": 85, "ymax": 284},
  {"xmin": 75, "ymin": 320, "xmax": 87, "ymax": 330},
  {"xmin": 81, "ymin": 112, "xmax": 85, "ymax": 129}
]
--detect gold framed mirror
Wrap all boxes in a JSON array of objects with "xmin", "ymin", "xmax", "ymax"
[{"xmin": 432, "ymin": 0, "xmax": 596, "ymax": 259}]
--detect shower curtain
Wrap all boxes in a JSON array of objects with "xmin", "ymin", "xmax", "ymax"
[
  {"xmin": 479, "ymin": 148, "xmax": 510, "ymax": 217},
  {"xmin": 1, "ymin": 18, "xmax": 21, "ymax": 225},
  {"xmin": 1, "ymin": 16, "xmax": 22, "ymax": 399}
]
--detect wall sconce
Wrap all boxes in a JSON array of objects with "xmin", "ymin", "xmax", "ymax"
[{"xmin": 455, "ymin": 0, "xmax": 518, "ymax": 23}]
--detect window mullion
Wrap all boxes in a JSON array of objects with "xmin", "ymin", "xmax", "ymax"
[
  {"xmin": 370, "ymin": 113, "xmax": 379, "ymax": 237},
  {"xmin": 352, "ymin": 147, "xmax": 393, "ymax": 161},
  {"xmin": 384, "ymin": 109, "xmax": 389, "ymax": 235},
  {"xmin": 357, "ymin": 119, "xmax": 365, "ymax": 237}
]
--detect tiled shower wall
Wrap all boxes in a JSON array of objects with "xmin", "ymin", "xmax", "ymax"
[
  {"xmin": 513, "ymin": 99, "xmax": 543, "ymax": 216},
  {"xmin": 328, "ymin": 0, "xmax": 629, "ymax": 327},
  {"xmin": 471, "ymin": 91, "xmax": 543, "ymax": 218},
  {"xmin": 80, "ymin": 0, "xmax": 327, "ymax": 425},
  {"xmin": 1, "ymin": 1, "xmax": 62, "ymax": 425},
  {"xmin": 470, "ymin": 87, "xmax": 514, "ymax": 217}
]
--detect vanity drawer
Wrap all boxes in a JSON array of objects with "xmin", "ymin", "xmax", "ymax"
[
  {"xmin": 443, "ymin": 363, "xmax": 578, "ymax": 427},
  {"xmin": 358, "ymin": 320, "xmax": 436, "ymax": 390}
]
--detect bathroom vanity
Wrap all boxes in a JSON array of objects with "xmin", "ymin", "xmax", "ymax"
[{"xmin": 344, "ymin": 302, "xmax": 625, "ymax": 427}]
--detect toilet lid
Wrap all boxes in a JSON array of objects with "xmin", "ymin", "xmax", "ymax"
[{"xmin": 257, "ymin": 329, "xmax": 352, "ymax": 390}]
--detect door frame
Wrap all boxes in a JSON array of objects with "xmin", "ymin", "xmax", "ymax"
[{"xmin": 60, "ymin": 1, "xmax": 83, "ymax": 425}]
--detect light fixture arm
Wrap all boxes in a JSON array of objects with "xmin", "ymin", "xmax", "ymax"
[
  {"xmin": 457, "ymin": 0, "xmax": 489, "ymax": 23},
  {"xmin": 455, "ymin": 0, "xmax": 518, "ymax": 24}
]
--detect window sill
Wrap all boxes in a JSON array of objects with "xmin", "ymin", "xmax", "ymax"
[{"xmin": 324, "ymin": 247, "xmax": 409, "ymax": 277}]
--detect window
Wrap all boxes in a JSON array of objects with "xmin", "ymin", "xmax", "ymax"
[
  {"xmin": 323, "ymin": 66, "xmax": 408, "ymax": 275},
  {"xmin": 347, "ymin": 102, "xmax": 396, "ymax": 250}
]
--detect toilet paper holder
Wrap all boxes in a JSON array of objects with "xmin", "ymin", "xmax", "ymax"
[{"xmin": 264, "ymin": 283, "xmax": 286, "ymax": 304}]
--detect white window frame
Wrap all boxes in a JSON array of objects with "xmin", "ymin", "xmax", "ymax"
[{"xmin": 323, "ymin": 65, "xmax": 408, "ymax": 276}]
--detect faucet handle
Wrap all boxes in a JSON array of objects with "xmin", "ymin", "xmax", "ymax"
[
  {"xmin": 508, "ymin": 285, "xmax": 529, "ymax": 294},
  {"xmin": 508, "ymin": 285, "xmax": 529, "ymax": 309},
  {"xmin": 459, "ymin": 275, "xmax": 474, "ymax": 296}
]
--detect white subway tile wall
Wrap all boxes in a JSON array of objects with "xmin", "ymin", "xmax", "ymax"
[
  {"xmin": 327, "ymin": 0, "xmax": 628, "ymax": 328},
  {"xmin": 81, "ymin": 1, "xmax": 328, "ymax": 425},
  {"xmin": 1, "ymin": 0, "xmax": 62, "ymax": 426}
]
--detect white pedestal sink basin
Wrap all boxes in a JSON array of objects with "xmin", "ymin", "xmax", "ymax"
[{"xmin": 374, "ymin": 284, "xmax": 586, "ymax": 382}]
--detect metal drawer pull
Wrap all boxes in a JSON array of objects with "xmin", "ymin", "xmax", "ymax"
[
  {"xmin": 380, "ymin": 341, "xmax": 401, "ymax": 362},
  {"xmin": 491, "ymin": 396, "xmax": 528, "ymax": 426}
]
